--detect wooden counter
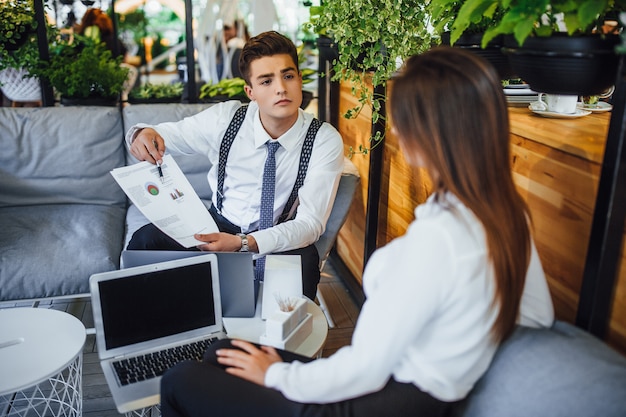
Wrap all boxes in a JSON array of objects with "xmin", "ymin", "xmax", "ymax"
[
  {"xmin": 508, "ymin": 108, "xmax": 607, "ymax": 320},
  {"xmin": 335, "ymin": 80, "xmax": 626, "ymax": 354}
]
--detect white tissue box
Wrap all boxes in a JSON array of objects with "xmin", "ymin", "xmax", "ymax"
[
  {"xmin": 261, "ymin": 255, "xmax": 303, "ymax": 319},
  {"xmin": 260, "ymin": 313, "xmax": 313, "ymax": 351},
  {"xmin": 264, "ymin": 298, "xmax": 307, "ymax": 340}
]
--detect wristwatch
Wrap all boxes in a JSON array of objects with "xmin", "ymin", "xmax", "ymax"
[{"xmin": 237, "ymin": 233, "xmax": 249, "ymax": 252}]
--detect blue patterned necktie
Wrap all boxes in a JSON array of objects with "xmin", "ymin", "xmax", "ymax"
[{"xmin": 255, "ymin": 141, "xmax": 281, "ymax": 281}]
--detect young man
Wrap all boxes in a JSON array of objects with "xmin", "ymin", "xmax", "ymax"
[{"xmin": 125, "ymin": 31, "xmax": 344, "ymax": 300}]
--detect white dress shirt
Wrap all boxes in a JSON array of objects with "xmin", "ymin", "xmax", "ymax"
[
  {"xmin": 265, "ymin": 193, "xmax": 554, "ymax": 403},
  {"xmin": 126, "ymin": 100, "xmax": 345, "ymax": 255}
]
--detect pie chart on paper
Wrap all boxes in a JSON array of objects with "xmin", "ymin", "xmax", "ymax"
[{"xmin": 145, "ymin": 182, "xmax": 160, "ymax": 196}]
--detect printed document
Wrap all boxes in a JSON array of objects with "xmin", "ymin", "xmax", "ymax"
[{"xmin": 111, "ymin": 154, "xmax": 218, "ymax": 248}]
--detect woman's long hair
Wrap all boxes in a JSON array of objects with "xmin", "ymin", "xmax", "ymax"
[{"xmin": 390, "ymin": 47, "xmax": 531, "ymax": 343}]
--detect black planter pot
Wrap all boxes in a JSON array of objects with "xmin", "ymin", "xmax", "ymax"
[
  {"xmin": 502, "ymin": 34, "xmax": 620, "ymax": 95},
  {"xmin": 127, "ymin": 96, "xmax": 182, "ymax": 104},
  {"xmin": 442, "ymin": 32, "xmax": 516, "ymax": 80},
  {"xmin": 60, "ymin": 96, "xmax": 118, "ymax": 106},
  {"xmin": 198, "ymin": 94, "xmax": 250, "ymax": 104}
]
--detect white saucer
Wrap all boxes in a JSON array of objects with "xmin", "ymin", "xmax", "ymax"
[
  {"xmin": 504, "ymin": 83, "xmax": 529, "ymax": 89},
  {"xmin": 528, "ymin": 106, "xmax": 592, "ymax": 119},
  {"xmin": 577, "ymin": 101, "xmax": 613, "ymax": 113}
]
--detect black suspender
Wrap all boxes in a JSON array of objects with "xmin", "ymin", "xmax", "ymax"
[
  {"xmin": 278, "ymin": 118, "xmax": 321, "ymax": 223},
  {"xmin": 215, "ymin": 105, "xmax": 323, "ymax": 224},
  {"xmin": 216, "ymin": 105, "xmax": 248, "ymax": 213}
]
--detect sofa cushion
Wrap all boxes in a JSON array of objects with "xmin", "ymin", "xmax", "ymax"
[
  {"xmin": 122, "ymin": 103, "xmax": 215, "ymax": 200},
  {"xmin": 454, "ymin": 321, "xmax": 626, "ymax": 417},
  {"xmin": 0, "ymin": 204, "xmax": 126, "ymax": 301},
  {"xmin": 0, "ymin": 106, "xmax": 126, "ymax": 208}
]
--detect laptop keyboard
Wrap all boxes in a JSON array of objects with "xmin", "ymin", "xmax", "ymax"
[{"xmin": 112, "ymin": 337, "xmax": 217, "ymax": 386}]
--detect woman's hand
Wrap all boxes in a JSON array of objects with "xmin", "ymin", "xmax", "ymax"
[{"xmin": 216, "ymin": 340, "xmax": 283, "ymax": 386}]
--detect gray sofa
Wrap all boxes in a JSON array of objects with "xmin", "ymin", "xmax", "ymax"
[
  {"xmin": 455, "ymin": 321, "xmax": 626, "ymax": 417},
  {"xmin": 0, "ymin": 103, "xmax": 360, "ymax": 302},
  {"xmin": 0, "ymin": 106, "xmax": 127, "ymax": 301},
  {"xmin": 1, "ymin": 104, "xmax": 625, "ymax": 416}
]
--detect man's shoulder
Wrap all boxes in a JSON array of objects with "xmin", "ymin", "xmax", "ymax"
[
  {"xmin": 301, "ymin": 110, "xmax": 341, "ymax": 140},
  {"xmin": 306, "ymin": 118, "xmax": 344, "ymax": 164},
  {"xmin": 198, "ymin": 99, "xmax": 246, "ymax": 114}
]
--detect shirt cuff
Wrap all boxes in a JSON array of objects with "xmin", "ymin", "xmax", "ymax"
[
  {"xmin": 264, "ymin": 362, "xmax": 288, "ymax": 389},
  {"xmin": 125, "ymin": 123, "xmax": 152, "ymax": 147},
  {"xmin": 249, "ymin": 229, "xmax": 276, "ymax": 256}
]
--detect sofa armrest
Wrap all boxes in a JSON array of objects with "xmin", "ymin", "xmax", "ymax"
[
  {"xmin": 315, "ymin": 157, "xmax": 360, "ymax": 267},
  {"xmin": 454, "ymin": 321, "xmax": 626, "ymax": 417}
]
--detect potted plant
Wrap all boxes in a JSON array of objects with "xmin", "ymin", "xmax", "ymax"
[
  {"xmin": 0, "ymin": 0, "xmax": 36, "ymax": 52},
  {"xmin": 308, "ymin": 0, "xmax": 433, "ymax": 152},
  {"xmin": 33, "ymin": 34, "xmax": 129, "ymax": 105},
  {"xmin": 128, "ymin": 82, "xmax": 184, "ymax": 103},
  {"xmin": 444, "ymin": 0, "xmax": 626, "ymax": 95},
  {"xmin": 199, "ymin": 77, "xmax": 249, "ymax": 103},
  {"xmin": 0, "ymin": 0, "xmax": 42, "ymax": 101},
  {"xmin": 428, "ymin": 0, "xmax": 515, "ymax": 79}
]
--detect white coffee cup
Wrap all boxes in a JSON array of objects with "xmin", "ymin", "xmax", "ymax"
[{"xmin": 532, "ymin": 93, "xmax": 578, "ymax": 114}]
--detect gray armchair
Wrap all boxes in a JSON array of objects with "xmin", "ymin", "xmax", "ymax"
[{"xmin": 313, "ymin": 157, "xmax": 360, "ymax": 327}]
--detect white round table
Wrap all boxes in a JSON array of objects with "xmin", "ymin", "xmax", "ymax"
[
  {"xmin": 0, "ymin": 308, "xmax": 86, "ymax": 416},
  {"xmin": 224, "ymin": 299, "xmax": 329, "ymax": 358}
]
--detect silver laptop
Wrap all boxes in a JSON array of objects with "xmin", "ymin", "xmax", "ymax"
[
  {"xmin": 121, "ymin": 250, "xmax": 257, "ymax": 318},
  {"xmin": 90, "ymin": 254, "xmax": 226, "ymax": 413}
]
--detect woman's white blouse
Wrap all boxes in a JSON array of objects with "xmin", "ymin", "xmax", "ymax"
[{"xmin": 265, "ymin": 193, "xmax": 554, "ymax": 403}]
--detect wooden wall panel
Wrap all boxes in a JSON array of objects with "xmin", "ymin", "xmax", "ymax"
[
  {"xmin": 335, "ymin": 82, "xmax": 373, "ymax": 283},
  {"xmin": 510, "ymin": 132, "xmax": 602, "ymax": 322},
  {"xmin": 378, "ymin": 129, "xmax": 433, "ymax": 247}
]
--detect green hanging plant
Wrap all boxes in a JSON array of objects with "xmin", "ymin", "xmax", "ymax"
[
  {"xmin": 0, "ymin": 0, "xmax": 42, "ymax": 79},
  {"xmin": 437, "ymin": 0, "xmax": 626, "ymax": 49},
  {"xmin": 0, "ymin": 0, "xmax": 36, "ymax": 51},
  {"xmin": 307, "ymin": 0, "xmax": 433, "ymax": 156}
]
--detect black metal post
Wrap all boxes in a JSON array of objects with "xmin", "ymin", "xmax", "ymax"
[
  {"xmin": 316, "ymin": 36, "xmax": 339, "ymax": 127},
  {"xmin": 34, "ymin": 0, "xmax": 54, "ymax": 106},
  {"xmin": 184, "ymin": 0, "xmax": 197, "ymax": 103},
  {"xmin": 109, "ymin": 0, "xmax": 120, "ymax": 58},
  {"xmin": 576, "ymin": 56, "xmax": 626, "ymax": 337},
  {"xmin": 363, "ymin": 82, "xmax": 386, "ymax": 266}
]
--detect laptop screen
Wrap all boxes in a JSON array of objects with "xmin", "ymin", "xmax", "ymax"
[{"xmin": 98, "ymin": 261, "xmax": 216, "ymax": 350}]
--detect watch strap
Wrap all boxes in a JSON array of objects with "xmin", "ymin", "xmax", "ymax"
[{"xmin": 236, "ymin": 233, "xmax": 249, "ymax": 252}]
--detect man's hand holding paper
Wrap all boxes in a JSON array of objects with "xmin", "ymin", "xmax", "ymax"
[{"xmin": 111, "ymin": 154, "xmax": 219, "ymax": 248}]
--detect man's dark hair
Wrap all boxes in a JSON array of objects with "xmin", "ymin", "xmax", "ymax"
[{"xmin": 238, "ymin": 31, "xmax": 299, "ymax": 85}]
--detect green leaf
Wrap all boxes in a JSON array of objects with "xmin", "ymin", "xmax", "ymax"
[
  {"xmin": 578, "ymin": 0, "xmax": 609, "ymax": 31},
  {"xmin": 514, "ymin": 18, "xmax": 536, "ymax": 45},
  {"xmin": 562, "ymin": 13, "xmax": 581, "ymax": 35},
  {"xmin": 451, "ymin": 0, "xmax": 499, "ymax": 44}
]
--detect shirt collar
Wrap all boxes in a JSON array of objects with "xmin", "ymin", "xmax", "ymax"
[
  {"xmin": 415, "ymin": 191, "xmax": 463, "ymax": 219},
  {"xmin": 253, "ymin": 106, "xmax": 304, "ymax": 151}
]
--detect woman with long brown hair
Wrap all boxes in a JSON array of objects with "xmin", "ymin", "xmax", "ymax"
[
  {"xmin": 75, "ymin": 8, "xmax": 126, "ymax": 59},
  {"xmin": 159, "ymin": 46, "xmax": 554, "ymax": 417}
]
